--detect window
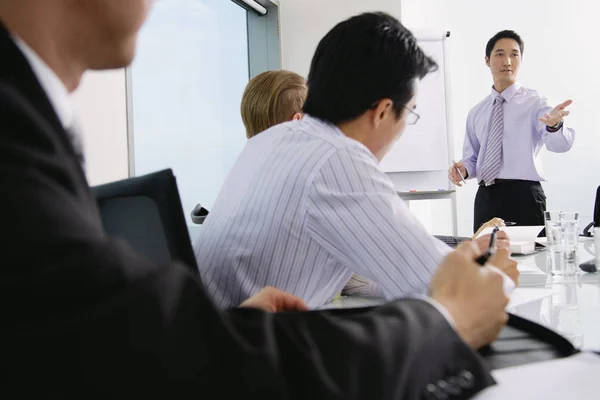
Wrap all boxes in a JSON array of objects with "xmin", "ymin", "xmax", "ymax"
[{"xmin": 128, "ymin": 0, "xmax": 278, "ymax": 240}]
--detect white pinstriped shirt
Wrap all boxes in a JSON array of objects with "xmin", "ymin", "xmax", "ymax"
[{"xmin": 194, "ymin": 115, "xmax": 452, "ymax": 308}]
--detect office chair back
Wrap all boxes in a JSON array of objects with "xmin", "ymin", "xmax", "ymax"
[
  {"xmin": 92, "ymin": 169, "xmax": 198, "ymax": 274},
  {"xmin": 594, "ymin": 185, "xmax": 600, "ymax": 227},
  {"xmin": 581, "ymin": 185, "xmax": 600, "ymax": 236}
]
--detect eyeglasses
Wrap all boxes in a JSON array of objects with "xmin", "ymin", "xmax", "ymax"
[
  {"xmin": 369, "ymin": 102, "xmax": 420, "ymax": 125},
  {"xmin": 404, "ymin": 106, "xmax": 420, "ymax": 125}
]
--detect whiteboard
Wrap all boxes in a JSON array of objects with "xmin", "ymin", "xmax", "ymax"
[{"xmin": 380, "ymin": 37, "xmax": 449, "ymax": 172}]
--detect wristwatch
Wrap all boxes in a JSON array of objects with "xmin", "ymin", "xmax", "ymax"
[{"xmin": 546, "ymin": 120, "xmax": 563, "ymax": 132}]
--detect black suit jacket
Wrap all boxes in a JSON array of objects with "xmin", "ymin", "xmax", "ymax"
[{"xmin": 0, "ymin": 23, "xmax": 494, "ymax": 399}]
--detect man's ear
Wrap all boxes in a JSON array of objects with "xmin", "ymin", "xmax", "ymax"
[
  {"xmin": 371, "ymin": 99, "xmax": 394, "ymax": 128},
  {"xmin": 485, "ymin": 56, "xmax": 490, "ymax": 68},
  {"xmin": 291, "ymin": 112, "xmax": 303, "ymax": 121}
]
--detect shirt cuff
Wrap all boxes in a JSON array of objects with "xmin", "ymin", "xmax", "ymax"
[
  {"xmin": 485, "ymin": 264, "xmax": 516, "ymax": 294},
  {"xmin": 417, "ymin": 265, "xmax": 515, "ymax": 333},
  {"xmin": 462, "ymin": 161, "xmax": 474, "ymax": 181}
]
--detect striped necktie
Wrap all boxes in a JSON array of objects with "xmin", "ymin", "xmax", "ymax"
[{"xmin": 480, "ymin": 95, "xmax": 505, "ymax": 184}]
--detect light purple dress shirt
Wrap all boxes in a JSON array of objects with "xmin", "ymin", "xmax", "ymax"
[
  {"xmin": 194, "ymin": 116, "xmax": 452, "ymax": 309},
  {"xmin": 462, "ymin": 82, "xmax": 575, "ymax": 182}
]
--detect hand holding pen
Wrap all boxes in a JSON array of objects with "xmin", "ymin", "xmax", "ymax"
[
  {"xmin": 473, "ymin": 220, "xmax": 511, "ymax": 253},
  {"xmin": 448, "ymin": 160, "xmax": 468, "ymax": 187},
  {"xmin": 476, "ymin": 226, "xmax": 500, "ymax": 265},
  {"xmin": 474, "ymin": 226, "xmax": 519, "ymax": 287}
]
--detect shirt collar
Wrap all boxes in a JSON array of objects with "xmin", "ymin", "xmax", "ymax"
[
  {"xmin": 302, "ymin": 114, "xmax": 346, "ymax": 137},
  {"xmin": 12, "ymin": 35, "xmax": 74, "ymax": 130},
  {"xmin": 490, "ymin": 81, "xmax": 521, "ymax": 104},
  {"xmin": 302, "ymin": 114, "xmax": 378, "ymax": 160}
]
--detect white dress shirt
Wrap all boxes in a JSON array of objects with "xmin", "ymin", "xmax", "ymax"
[
  {"xmin": 194, "ymin": 115, "xmax": 452, "ymax": 309},
  {"xmin": 462, "ymin": 82, "xmax": 575, "ymax": 182},
  {"xmin": 12, "ymin": 35, "xmax": 84, "ymax": 160},
  {"xmin": 12, "ymin": 36, "xmax": 74, "ymax": 129}
]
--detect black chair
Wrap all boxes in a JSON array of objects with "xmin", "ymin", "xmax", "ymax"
[
  {"xmin": 582, "ymin": 185, "xmax": 600, "ymax": 237},
  {"xmin": 594, "ymin": 186, "xmax": 600, "ymax": 227},
  {"xmin": 92, "ymin": 169, "xmax": 198, "ymax": 274}
]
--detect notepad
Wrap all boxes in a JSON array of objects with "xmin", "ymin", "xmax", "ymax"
[
  {"xmin": 510, "ymin": 241, "xmax": 536, "ymax": 254},
  {"xmin": 476, "ymin": 225, "xmax": 545, "ymax": 241},
  {"xmin": 517, "ymin": 263, "xmax": 548, "ymax": 286},
  {"xmin": 477, "ymin": 226, "xmax": 545, "ymax": 255},
  {"xmin": 507, "ymin": 287, "xmax": 558, "ymax": 309}
]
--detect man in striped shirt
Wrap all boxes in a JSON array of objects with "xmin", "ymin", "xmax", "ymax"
[
  {"xmin": 238, "ymin": 69, "xmax": 380, "ymax": 297},
  {"xmin": 194, "ymin": 12, "xmax": 512, "ymax": 308}
]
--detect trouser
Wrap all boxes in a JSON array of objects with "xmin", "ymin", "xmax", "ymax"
[{"xmin": 474, "ymin": 179, "xmax": 546, "ymax": 234}]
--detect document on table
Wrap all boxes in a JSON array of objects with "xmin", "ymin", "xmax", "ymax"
[
  {"xmin": 507, "ymin": 287, "xmax": 557, "ymax": 309},
  {"xmin": 473, "ymin": 353, "xmax": 600, "ymax": 399},
  {"xmin": 517, "ymin": 262, "xmax": 545, "ymax": 274},
  {"xmin": 515, "ymin": 262, "xmax": 549, "ymax": 286},
  {"xmin": 476, "ymin": 225, "xmax": 545, "ymax": 241}
]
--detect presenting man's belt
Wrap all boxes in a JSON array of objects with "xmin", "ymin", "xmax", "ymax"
[{"xmin": 479, "ymin": 178, "xmax": 517, "ymax": 186}]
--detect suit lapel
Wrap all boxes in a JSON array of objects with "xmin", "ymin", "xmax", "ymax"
[
  {"xmin": 0, "ymin": 21, "xmax": 95, "ymax": 204},
  {"xmin": 0, "ymin": 22, "xmax": 64, "ymax": 135}
]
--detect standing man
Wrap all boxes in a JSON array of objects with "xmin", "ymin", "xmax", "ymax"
[{"xmin": 449, "ymin": 30, "xmax": 575, "ymax": 232}]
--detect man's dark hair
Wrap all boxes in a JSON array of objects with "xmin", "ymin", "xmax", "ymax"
[
  {"xmin": 302, "ymin": 12, "xmax": 437, "ymax": 124},
  {"xmin": 485, "ymin": 30, "xmax": 524, "ymax": 59}
]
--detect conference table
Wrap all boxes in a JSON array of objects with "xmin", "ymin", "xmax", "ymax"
[{"xmin": 327, "ymin": 237, "xmax": 600, "ymax": 352}]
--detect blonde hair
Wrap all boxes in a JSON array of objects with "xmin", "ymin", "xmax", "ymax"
[{"xmin": 240, "ymin": 70, "xmax": 307, "ymax": 138}]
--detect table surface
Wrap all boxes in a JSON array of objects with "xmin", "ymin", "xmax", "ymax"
[{"xmin": 327, "ymin": 237, "xmax": 600, "ymax": 352}]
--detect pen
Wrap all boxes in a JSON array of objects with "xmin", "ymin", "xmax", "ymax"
[
  {"xmin": 504, "ymin": 221, "xmax": 516, "ymax": 226},
  {"xmin": 453, "ymin": 163, "xmax": 467, "ymax": 186},
  {"xmin": 475, "ymin": 226, "xmax": 499, "ymax": 266}
]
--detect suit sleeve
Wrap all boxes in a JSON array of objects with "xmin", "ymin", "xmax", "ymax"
[{"xmin": 0, "ymin": 85, "xmax": 494, "ymax": 399}]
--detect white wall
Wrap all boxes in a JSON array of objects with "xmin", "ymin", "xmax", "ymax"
[
  {"xmin": 279, "ymin": 0, "xmax": 402, "ymax": 77},
  {"xmin": 402, "ymin": 0, "xmax": 600, "ymax": 236},
  {"xmin": 72, "ymin": 69, "xmax": 129, "ymax": 186}
]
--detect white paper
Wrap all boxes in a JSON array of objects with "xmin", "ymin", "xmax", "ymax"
[
  {"xmin": 473, "ymin": 353, "xmax": 600, "ymax": 399},
  {"xmin": 507, "ymin": 287, "xmax": 557, "ymax": 309},
  {"xmin": 517, "ymin": 262, "xmax": 545, "ymax": 274},
  {"xmin": 510, "ymin": 241, "xmax": 536, "ymax": 255},
  {"xmin": 476, "ymin": 225, "xmax": 545, "ymax": 242},
  {"xmin": 516, "ymin": 263, "xmax": 550, "ymax": 286}
]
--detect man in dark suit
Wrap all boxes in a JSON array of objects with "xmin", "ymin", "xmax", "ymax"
[{"xmin": 0, "ymin": 1, "xmax": 513, "ymax": 398}]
